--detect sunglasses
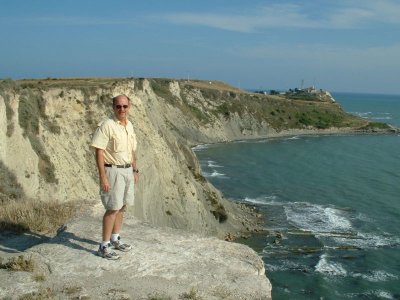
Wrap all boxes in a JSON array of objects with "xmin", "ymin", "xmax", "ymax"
[{"xmin": 115, "ymin": 105, "xmax": 129, "ymax": 109}]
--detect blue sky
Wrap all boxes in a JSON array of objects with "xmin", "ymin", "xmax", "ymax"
[{"xmin": 1, "ymin": 0, "xmax": 400, "ymax": 94}]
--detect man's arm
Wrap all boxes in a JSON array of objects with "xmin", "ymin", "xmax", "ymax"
[
  {"xmin": 95, "ymin": 148, "xmax": 110, "ymax": 192},
  {"xmin": 131, "ymin": 150, "xmax": 139, "ymax": 184}
]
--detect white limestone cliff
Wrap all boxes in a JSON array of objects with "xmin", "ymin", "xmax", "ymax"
[
  {"xmin": 0, "ymin": 78, "xmax": 272, "ymax": 299},
  {"xmin": 1, "ymin": 203, "xmax": 272, "ymax": 299}
]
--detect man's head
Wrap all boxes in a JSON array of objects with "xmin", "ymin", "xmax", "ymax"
[{"xmin": 112, "ymin": 95, "xmax": 130, "ymax": 123}]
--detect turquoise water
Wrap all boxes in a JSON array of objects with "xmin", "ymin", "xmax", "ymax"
[{"xmin": 194, "ymin": 93, "xmax": 400, "ymax": 299}]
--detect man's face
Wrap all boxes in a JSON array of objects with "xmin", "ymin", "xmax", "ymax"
[{"xmin": 113, "ymin": 96, "xmax": 130, "ymax": 121}]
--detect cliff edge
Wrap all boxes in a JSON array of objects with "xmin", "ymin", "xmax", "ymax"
[
  {"xmin": 1, "ymin": 77, "xmax": 389, "ymax": 237},
  {"xmin": 1, "ymin": 203, "xmax": 271, "ymax": 299},
  {"xmin": 1, "ymin": 77, "xmax": 394, "ymax": 299}
]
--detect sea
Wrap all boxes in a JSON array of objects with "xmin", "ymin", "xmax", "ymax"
[{"xmin": 193, "ymin": 92, "xmax": 400, "ymax": 300}]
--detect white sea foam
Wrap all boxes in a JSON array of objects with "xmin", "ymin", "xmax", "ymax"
[
  {"xmin": 207, "ymin": 160, "xmax": 222, "ymax": 168},
  {"xmin": 315, "ymin": 254, "xmax": 347, "ymax": 276},
  {"xmin": 264, "ymin": 260, "xmax": 306, "ymax": 272},
  {"xmin": 367, "ymin": 291, "xmax": 394, "ymax": 299},
  {"xmin": 192, "ymin": 144, "xmax": 210, "ymax": 151},
  {"xmin": 211, "ymin": 170, "xmax": 225, "ymax": 177},
  {"xmin": 375, "ymin": 291, "xmax": 395, "ymax": 299},
  {"xmin": 283, "ymin": 202, "xmax": 400, "ymax": 248},
  {"xmin": 371, "ymin": 116, "xmax": 392, "ymax": 120},
  {"xmin": 243, "ymin": 197, "xmax": 268, "ymax": 205},
  {"xmin": 203, "ymin": 170, "xmax": 226, "ymax": 178},
  {"xmin": 346, "ymin": 290, "xmax": 394, "ymax": 299},
  {"xmin": 284, "ymin": 202, "xmax": 352, "ymax": 234},
  {"xmin": 355, "ymin": 212, "xmax": 373, "ymax": 223},
  {"xmin": 264, "ymin": 195, "xmax": 280, "ymax": 203},
  {"xmin": 352, "ymin": 270, "xmax": 398, "ymax": 282},
  {"xmin": 256, "ymin": 139, "xmax": 270, "ymax": 143},
  {"xmin": 352, "ymin": 111, "xmax": 372, "ymax": 118},
  {"xmin": 332, "ymin": 232, "xmax": 400, "ymax": 249},
  {"xmin": 351, "ymin": 111, "xmax": 393, "ymax": 121},
  {"xmin": 243, "ymin": 195, "xmax": 279, "ymax": 205},
  {"xmin": 285, "ymin": 136, "xmax": 300, "ymax": 140}
]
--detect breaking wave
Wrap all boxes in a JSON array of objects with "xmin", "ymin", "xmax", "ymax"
[{"xmin": 315, "ymin": 254, "xmax": 347, "ymax": 276}]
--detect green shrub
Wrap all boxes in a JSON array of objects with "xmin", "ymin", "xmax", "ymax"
[
  {"xmin": 187, "ymin": 104, "xmax": 210, "ymax": 123},
  {"xmin": 0, "ymin": 160, "xmax": 25, "ymax": 201},
  {"xmin": 361, "ymin": 122, "xmax": 391, "ymax": 130},
  {"xmin": 150, "ymin": 78, "xmax": 173, "ymax": 100},
  {"xmin": 135, "ymin": 78, "xmax": 145, "ymax": 91},
  {"xmin": 180, "ymin": 288, "xmax": 203, "ymax": 300},
  {"xmin": 296, "ymin": 109, "xmax": 344, "ymax": 129},
  {"xmin": 18, "ymin": 88, "xmax": 42, "ymax": 135},
  {"xmin": 18, "ymin": 88, "xmax": 58, "ymax": 183},
  {"xmin": 216, "ymin": 102, "xmax": 231, "ymax": 118},
  {"xmin": 211, "ymin": 205, "xmax": 228, "ymax": 223},
  {"xmin": 0, "ymin": 80, "xmax": 19, "ymax": 136}
]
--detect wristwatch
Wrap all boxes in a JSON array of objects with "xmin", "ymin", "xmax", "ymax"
[{"xmin": 133, "ymin": 168, "xmax": 139, "ymax": 173}]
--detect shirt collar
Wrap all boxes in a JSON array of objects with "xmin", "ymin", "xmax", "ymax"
[{"xmin": 113, "ymin": 116, "xmax": 129, "ymax": 126}]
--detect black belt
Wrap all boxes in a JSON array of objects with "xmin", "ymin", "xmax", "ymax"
[{"xmin": 104, "ymin": 163, "xmax": 131, "ymax": 168}]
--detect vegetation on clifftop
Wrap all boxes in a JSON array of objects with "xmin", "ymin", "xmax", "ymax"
[
  {"xmin": 4, "ymin": 77, "xmax": 390, "ymax": 132},
  {"xmin": 146, "ymin": 77, "xmax": 384, "ymax": 131},
  {"xmin": 0, "ymin": 77, "xmax": 395, "ymax": 235}
]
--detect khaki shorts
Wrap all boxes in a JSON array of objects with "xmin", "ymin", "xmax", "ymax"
[{"xmin": 100, "ymin": 166, "xmax": 135, "ymax": 210}]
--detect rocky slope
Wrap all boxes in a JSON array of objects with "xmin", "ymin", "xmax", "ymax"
[
  {"xmin": 1, "ymin": 77, "xmax": 390, "ymax": 238},
  {"xmin": 1, "ymin": 203, "xmax": 272, "ymax": 299},
  {"xmin": 1, "ymin": 77, "xmax": 397, "ymax": 299}
]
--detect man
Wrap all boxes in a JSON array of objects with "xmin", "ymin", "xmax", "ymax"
[{"xmin": 91, "ymin": 94, "xmax": 139, "ymax": 259}]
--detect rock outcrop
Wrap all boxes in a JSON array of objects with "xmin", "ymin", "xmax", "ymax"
[
  {"xmin": 1, "ymin": 77, "xmax": 382, "ymax": 237},
  {"xmin": 0, "ymin": 78, "xmax": 270, "ymax": 239},
  {"xmin": 1, "ymin": 77, "xmax": 392, "ymax": 299},
  {"xmin": 0, "ymin": 203, "xmax": 272, "ymax": 299}
]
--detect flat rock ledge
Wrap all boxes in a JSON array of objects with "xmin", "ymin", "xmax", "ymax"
[{"xmin": 0, "ymin": 205, "xmax": 271, "ymax": 300}]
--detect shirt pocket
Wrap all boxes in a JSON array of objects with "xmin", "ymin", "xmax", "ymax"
[{"xmin": 112, "ymin": 135, "xmax": 125, "ymax": 152}]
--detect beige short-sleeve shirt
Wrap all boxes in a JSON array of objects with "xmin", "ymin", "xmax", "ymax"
[{"xmin": 91, "ymin": 118, "xmax": 137, "ymax": 165}]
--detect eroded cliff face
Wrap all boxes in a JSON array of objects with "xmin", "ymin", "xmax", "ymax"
[
  {"xmin": 1, "ymin": 78, "xmax": 275, "ymax": 238},
  {"xmin": 1, "ymin": 77, "xmax": 378, "ymax": 238}
]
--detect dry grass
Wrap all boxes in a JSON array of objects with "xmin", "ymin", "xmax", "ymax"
[
  {"xmin": 181, "ymin": 79, "xmax": 244, "ymax": 93},
  {"xmin": 0, "ymin": 255, "xmax": 35, "ymax": 272},
  {"xmin": 63, "ymin": 286, "xmax": 83, "ymax": 295},
  {"xmin": 16, "ymin": 77, "xmax": 128, "ymax": 89},
  {"xmin": 18, "ymin": 288, "xmax": 55, "ymax": 300},
  {"xmin": 0, "ymin": 198, "xmax": 77, "ymax": 234},
  {"xmin": 147, "ymin": 294, "xmax": 172, "ymax": 300},
  {"xmin": 180, "ymin": 288, "xmax": 203, "ymax": 300},
  {"xmin": 32, "ymin": 273, "xmax": 46, "ymax": 282}
]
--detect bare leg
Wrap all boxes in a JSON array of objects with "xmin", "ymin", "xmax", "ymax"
[
  {"xmin": 112, "ymin": 205, "xmax": 126, "ymax": 234},
  {"xmin": 103, "ymin": 210, "xmax": 118, "ymax": 241}
]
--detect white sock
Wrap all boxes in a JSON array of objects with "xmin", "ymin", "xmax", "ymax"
[
  {"xmin": 101, "ymin": 241, "xmax": 110, "ymax": 248},
  {"xmin": 111, "ymin": 233, "xmax": 120, "ymax": 242}
]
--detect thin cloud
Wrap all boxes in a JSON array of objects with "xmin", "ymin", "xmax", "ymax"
[
  {"xmin": 161, "ymin": 1, "xmax": 400, "ymax": 32},
  {"xmin": 5, "ymin": 0, "xmax": 400, "ymax": 30},
  {"xmin": 162, "ymin": 4, "xmax": 318, "ymax": 33},
  {"xmin": 1, "ymin": 16, "xmax": 140, "ymax": 26},
  {"xmin": 233, "ymin": 42, "xmax": 400, "ymax": 70}
]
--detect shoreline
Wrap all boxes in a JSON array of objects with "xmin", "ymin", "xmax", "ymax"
[
  {"xmin": 193, "ymin": 126, "xmax": 400, "ymax": 149},
  {"xmin": 192, "ymin": 125, "xmax": 400, "ymax": 240}
]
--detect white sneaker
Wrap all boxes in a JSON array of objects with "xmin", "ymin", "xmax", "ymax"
[
  {"xmin": 111, "ymin": 236, "xmax": 132, "ymax": 252},
  {"xmin": 97, "ymin": 243, "xmax": 120, "ymax": 260}
]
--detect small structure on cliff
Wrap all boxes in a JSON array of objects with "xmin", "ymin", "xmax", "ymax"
[{"xmin": 285, "ymin": 86, "xmax": 336, "ymax": 102}]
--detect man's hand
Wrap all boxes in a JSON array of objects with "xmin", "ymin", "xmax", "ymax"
[
  {"xmin": 100, "ymin": 175, "xmax": 110, "ymax": 192},
  {"xmin": 95, "ymin": 149, "xmax": 109, "ymax": 192},
  {"xmin": 134, "ymin": 172, "xmax": 139, "ymax": 184}
]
